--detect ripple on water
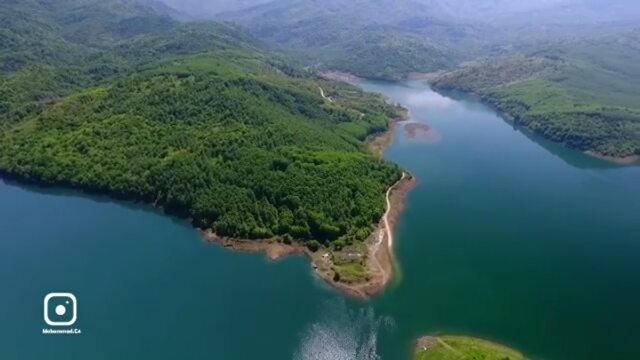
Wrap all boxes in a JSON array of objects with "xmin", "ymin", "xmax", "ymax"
[{"xmin": 294, "ymin": 299, "xmax": 395, "ymax": 360}]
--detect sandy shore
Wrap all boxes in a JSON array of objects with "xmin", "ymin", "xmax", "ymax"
[
  {"xmin": 360, "ymin": 173, "xmax": 416, "ymax": 296},
  {"xmin": 312, "ymin": 172, "xmax": 415, "ymax": 298}
]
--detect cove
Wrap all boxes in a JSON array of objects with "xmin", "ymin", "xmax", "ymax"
[{"xmin": 1, "ymin": 80, "xmax": 639, "ymax": 360}]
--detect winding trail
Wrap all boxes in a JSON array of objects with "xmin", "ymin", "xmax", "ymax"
[
  {"xmin": 367, "ymin": 172, "xmax": 407, "ymax": 285},
  {"xmin": 319, "ymin": 87, "xmax": 333, "ymax": 102},
  {"xmin": 382, "ymin": 172, "xmax": 406, "ymax": 250}
]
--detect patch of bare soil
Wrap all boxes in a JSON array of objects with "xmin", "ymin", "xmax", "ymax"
[
  {"xmin": 415, "ymin": 336, "xmax": 439, "ymax": 351},
  {"xmin": 203, "ymin": 231, "xmax": 305, "ymax": 260}
]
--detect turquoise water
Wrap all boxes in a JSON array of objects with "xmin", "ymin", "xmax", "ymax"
[{"xmin": 1, "ymin": 80, "xmax": 639, "ymax": 359}]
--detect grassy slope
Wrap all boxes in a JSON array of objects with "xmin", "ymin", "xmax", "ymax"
[
  {"xmin": 429, "ymin": 32, "xmax": 640, "ymax": 159},
  {"xmin": 0, "ymin": 0, "xmax": 404, "ymax": 246},
  {"xmin": 415, "ymin": 335, "xmax": 527, "ymax": 360}
]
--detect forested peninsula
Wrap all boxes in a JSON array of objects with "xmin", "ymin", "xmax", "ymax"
[{"xmin": 0, "ymin": 0, "xmax": 412, "ymax": 295}]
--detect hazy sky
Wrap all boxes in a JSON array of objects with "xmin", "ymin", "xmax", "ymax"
[
  {"xmin": 158, "ymin": 0, "xmax": 271, "ymax": 16},
  {"xmin": 157, "ymin": 0, "xmax": 640, "ymax": 22}
]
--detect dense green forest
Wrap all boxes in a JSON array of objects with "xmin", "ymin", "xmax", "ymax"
[
  {"xmin": 213, "ymin": 0, "xmax": 640, "ymax": 82},
  {"xmin": 217, "ymin": 0, "xmax": 482, "ymax": 80},
  {"xmin": 0, "ymin": 0, "xmax": 404, "ymax": 245},
  {"xmin": 429, "ymin": 33, "xmax": 640, "ymax": 159},
  {"xmin": 2, "ymin": 0, "xmax": 638, "ymax": 249},
  {"xmin": 0, "ymin": 0, "xmax": 263, "ymax": 122},
  {"xmin": 140, "ymin": 0, "xmax": 640, "ymax": 160}
]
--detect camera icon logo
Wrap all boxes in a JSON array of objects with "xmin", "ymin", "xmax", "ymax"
[{"xmin": 44, "ymin": 293, "xmax": 77, "ymax": 326}]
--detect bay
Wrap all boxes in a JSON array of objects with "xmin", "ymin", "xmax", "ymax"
[{"xmin": 1, "ymin": 80, "xmax": 639, "ymax": 359}]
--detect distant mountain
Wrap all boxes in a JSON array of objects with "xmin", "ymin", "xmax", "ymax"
[
  {"xmin": 136, "ymin": 0, "xmax": 194, "ymax": 21},
  {"xmin": 213, "ymin": 0, "xmax": 487, "ymax": 80},
  {"xmin": 158, "ymin": 0, "xmax": 640, "ymax": 25},
  {"xmin": 410, "ymin": 0, "xmax": 640, "ymax": 24},
  {"xmin": 202, "ymin": 0, "xmax": 639, "ymax": 80},
  {"xmin": 158, "ymin": 0, "xmax": 271, "ymax": 18},
  {"xmin": 475, "ymin": 0, "xmax": 640, "ymax": 25}
]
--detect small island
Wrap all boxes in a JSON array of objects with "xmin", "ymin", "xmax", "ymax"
[{"xmin": 414, "ymin": 335, "xmax": 527, "ymax": 360}]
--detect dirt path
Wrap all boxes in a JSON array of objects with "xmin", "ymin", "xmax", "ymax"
[
  {"xmin": 437, "ymin": 338, "xmax": 463, "ymax": 356},
  {"xmin": 204, "ymin": 171, "xmax": 414, "ymax": 299},
  {"xmin": 319, "ymin": 87, "xmax": 333, "ymax": 102},
  {"xmin": 368, "ymin": 172, "xmax": 407, "ymax": 283},
  {"xmin": 383, "ymin": 172, "xmax": 405, "ymax": 249}
]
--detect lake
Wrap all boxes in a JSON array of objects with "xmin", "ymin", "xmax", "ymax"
[{"xmin": 1, "ymin": 80, "xmax": 639, "ymax": 359}]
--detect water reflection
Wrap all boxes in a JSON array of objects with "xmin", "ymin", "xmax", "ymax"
[
  {"xmin": 426, "ymin": 85, "xmax": 637, "ymax": 170},
  {"xmin": 294, "ymin": 299, "xmax": 395, "ymax": 360}
]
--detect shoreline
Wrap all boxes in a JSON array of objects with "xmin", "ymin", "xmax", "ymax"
[
  {"xmin": 0, "ymin": 165, "xmax": 413, "ymax": 299},
  {"xmin": 198, "ymin": 95, "xmax": 415, "ymax": 298},
  {"xmin": 429, "ymin": 84, "xmax": 640, "ymax": 166},
  {"xmin": 201, "ymin": 172, "xmax": 416, "ymax": 299},
  {"xmin": 584, "ymin": 151, "xmax": 640, "ymax": 165},
  {"xmin": 0, "ymin": 72, "xmax": 416, "ymax": 299},
  {"xmin": 199, "ymin": 78, "xmax": 415, "ymax": 298},
  {"xmin": 368, "ymin": 109, "xmax": 410, "ymax": 158},
  {"xmin": 327, "ymin": 172, "xmax": 415, "ymax": 297}
]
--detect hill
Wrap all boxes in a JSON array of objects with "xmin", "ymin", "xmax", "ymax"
[
  {"xmin": 0, "ymin": 0, "xmax": 405, "ymax": 248},
  {"xmin": 204, "ymin": 0, "xmax": 640, "ymax": 81},
  {"xmin": 216, "ymin": 0, "xmax": 485, "ymax": 80},
  {"xmin": 429, "ymin": 31, "xmax": 640, "ymax": 161},
  {"xmin": 0, "ymin": 0, "xmax": 263, "ymax": 123}
]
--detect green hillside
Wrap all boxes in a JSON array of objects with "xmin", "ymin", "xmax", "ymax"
[
  {"xmin": 0, "ymin": 0, "xmax": 404, "ymax": 245},
  {"xmin": 0, "ymin": 0, "xmax": 263, "ymax": 122},
  {"xmin": 429, "ymin": 32, "xmax": 640, "ymax": 160},
  {"xmin": 218, "ymin": 0, "xmax": 483, "ymax": 80}
]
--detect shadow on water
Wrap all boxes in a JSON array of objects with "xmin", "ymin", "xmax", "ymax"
[
  {"xmin": 515, "ymin": 127, "xmax": 628, "ymax": 170},
  {"xmin": 0, "ymin": 178, "xmax": 193, "ymax": 229},
  {"xmin": 430, "ymin": 87, "xmax": 636, "ymax": 170}
]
